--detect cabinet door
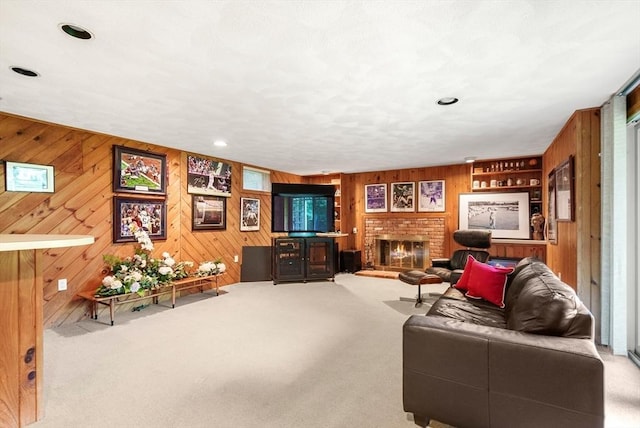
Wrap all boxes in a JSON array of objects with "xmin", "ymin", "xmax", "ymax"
[
  {"xmin": 273, "ymin": 239, "xmax": 305, "ymax": 282},
  {"xmin": 305, "ymin": 238, "xmax": 334, "ymax": 279}
]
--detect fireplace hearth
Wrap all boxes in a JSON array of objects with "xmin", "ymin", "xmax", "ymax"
[{"xmin": 374, "ymin": 235, "xmax": 430, "ymax": 271}]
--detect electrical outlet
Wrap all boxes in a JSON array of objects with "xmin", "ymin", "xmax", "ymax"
[
  {"xmin": 234, "ymin": 255, "xmax": 239, "ymax": 263},
  {"xmin": 57, "ymin": 278, "xmax": 67, "ymax": 291},
  {"xmin": 352, "ymin": 227, "xmax": 357, "ymax": 234}
]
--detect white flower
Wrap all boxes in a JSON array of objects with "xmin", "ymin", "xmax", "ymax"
[
  {"xmin": 131, "ymin": 271, "xmax": 142, "ymax": 281},
  {"xmin": 216, "ymin": 262, "xmax": 226, "ymax": 273},
  {"xmin": 198, "ymin": 262, "xmax": 216, "ymax": 273},
  {"xmin": 158, "ymin": 266, "xmax": 173, "ymax": 276},
  {"xmin": 110, "ymin": 279, "xmax": 123, "ymax": 290},
  {"xmin": 164, "ymin": 257, "xmax": 175, "ymax": 267},
  {"xmin": 130, "ymin": 282, "xmax": 141, "ymax": 293},
  {"xmin": 184, "ymin": 261, "xmax": 194, "ymax": 267},
  {"xmin": 119, "ymin": 265, "xmax": 129, "ymax": 273},
  {"xmin": 140, "ymin": 259, "xmax": 147, "ymax": 268},
  {"xmin": 162, "ymin": 252, "xmax": 170, "ymax": 258},
  {"xmin": 102, "ymin": 276, "xmax": 114, "ymax": 286}
]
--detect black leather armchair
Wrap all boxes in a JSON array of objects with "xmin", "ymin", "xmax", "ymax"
[{"xmin": 426, "ymin": 229, "xmax": 492, "ymax": 284}]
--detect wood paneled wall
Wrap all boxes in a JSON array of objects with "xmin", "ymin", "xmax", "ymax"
[
  {"xmin": 341, "ymin": 164, "xmax": 471, "ymax": 256},
  {"xmin": 0, "ymin": 113, "xmax": 301, "ymax": 328},
  {"xmin": 543, "ymin": 108, "xmax": 601, "ymax": 299},
  {"xmin": 1, "ymin": 108, "xmax": 594, "ymax": 327}
]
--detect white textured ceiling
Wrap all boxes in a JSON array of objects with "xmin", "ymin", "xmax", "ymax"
[{"xmin": 1, "ymin": 1, "xmax": 639, "ymax": 175}]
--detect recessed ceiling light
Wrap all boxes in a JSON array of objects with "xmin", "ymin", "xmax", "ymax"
[
  {"xmin": 437, "ymin": 97, "xmax": 459, "ymax": 106},
  {"xmin": 464, "ymin": 157, "xmax": 476, "ymax": 163},
  {"xmin": 213, "ymin": 140, "xmax": 227, "ymax": 147},
  {"xmin": 11, "ymin": 67, "xmax": 39, "ymax": 77},
  {"xmin": 60, "ymin": 23, "xmax": 93, "ymax": 40}
]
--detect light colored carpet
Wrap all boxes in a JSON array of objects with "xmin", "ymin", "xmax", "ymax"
[
  {"xmin": 32, "ymin": 274, "xmax": 639, "ymax": 428},
  {"xmin": 34, "ymin": 274, "xmax": 449, "ymax": 428}
]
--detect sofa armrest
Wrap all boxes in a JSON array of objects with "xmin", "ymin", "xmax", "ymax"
[
  {"xmin": 403, "ymin": 315, "xmax": 604, "ymax": 428},
  {"xmin": 403, "ymin": 315, "xmax": 493, "ymax": 427},
  {"xmin": 430, "ymin": 258, "xmax": 451, "ymax": 269}
]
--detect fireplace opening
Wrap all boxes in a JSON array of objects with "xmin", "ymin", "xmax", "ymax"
[{"xmin": 374, "ymin": 235, "xmax": 430, "ymax": 271}]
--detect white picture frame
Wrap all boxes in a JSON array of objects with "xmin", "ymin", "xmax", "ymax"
[
  {"xmin": 458, "ymin": 192, "xmax": 530, "ymax": 239},
  {"xmin": 5, "ymin": 161, "xmax": 54, "ymax": 193},
  {"xmin": 240, "ymin": 197, "xmax": 260, "ymax": 231},
  {"xmin": 364, "ymin": 184, "xmax": 387, "ymax": 213},
  {"xmin": 418, "ymin": 180, "xmax": 445, "ymax": 212},
  {"xmin": 390, "ymin": 182, "xmax": 415, "ymax": 212}
]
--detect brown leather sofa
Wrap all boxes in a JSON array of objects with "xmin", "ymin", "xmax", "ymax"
[{"xmin": 403, "ymin": 257, "xmax": 604, "ymax": 428}]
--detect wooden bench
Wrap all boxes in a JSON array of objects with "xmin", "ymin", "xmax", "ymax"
[{"xmin": 77, "ymin": 274, "xmax": 223, "ymax": 325}]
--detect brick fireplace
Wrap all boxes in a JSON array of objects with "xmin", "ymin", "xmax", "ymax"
[{"xmin": 364, "ymin": 216, "xmax": 446, "ymax": 269}]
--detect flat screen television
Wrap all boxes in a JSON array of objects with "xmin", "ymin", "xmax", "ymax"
[{"xmin": 271, "ymin": 183, "xmax": 335, "ymax": 235}]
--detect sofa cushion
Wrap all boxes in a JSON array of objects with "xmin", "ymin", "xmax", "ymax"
[
  {"xmin": 453, "ymin": 254, "xmax": 475, "ymax": 291},
  {"xmin": 506, "ymin": 261, "xmax": 593, "ymax": 338},
  {"xmin": 464, "ymin": 261, "xmax": 514, "ymax": 308},
  {"xmin": 427, "ymin": 287, "xmax": 507, "ymax": 329}
]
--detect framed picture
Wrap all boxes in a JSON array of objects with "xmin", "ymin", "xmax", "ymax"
[
  {"xmin": 113, "ymin": 197, "xmax": 166, "ymax": 243},
  {"xmin": 364, "ymin": 184, "xmax": 387, "ymax": 213},
  {"xmin": 390, "ymin": 182, "xmax": 415, "ymax": 212},
  {"xmin": 418, "ymin": 180, "xmax": 445, "ymax": 212},
  {"xmin": 555, "ymin": 156, "xmax": 574, "ymax": 222},
  {"xmin": 113, "ymin": 146, "xmax": 166, "ymax": 195},
  {"xmin": 187, "ymin": 155, "xmax": 232, "ymax": 197},
  {"xmin": 192, "ymin": 195, "xmax": 226, "ymax": 230},
  {"xmin": 547, "ymin": 170, "xmax": 558, "ymax": 244},
  {"xmin": 240, "ymin": 197, "xmax": 260, "ymax": 231},
  {"xmin": 458, "ymin": 192, "xmax": 530, "ymax": 239},
  {"xmin": 4, "ymin": 161, "xmax": 54, "ymax": 193}
]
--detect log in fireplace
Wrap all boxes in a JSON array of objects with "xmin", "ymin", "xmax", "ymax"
[{"xmin": 374, "ymin": 234, "xmax": 430, "ymax": 271}]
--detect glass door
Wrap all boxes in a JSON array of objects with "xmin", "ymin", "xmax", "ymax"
[
  {"xmin": 306, "ymin": 239, "xmax": 332, "ymax": 278},
  {"xmin": 634, "ymin": 123, "xmax": 640, "ymax": 359}
]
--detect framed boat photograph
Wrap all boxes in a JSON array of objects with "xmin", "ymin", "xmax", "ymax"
[
  {"xmin": 4, "ymin": 161, "xmax": 55, "ymax": 193},
  {"xmin": 458, "ymin": 192, "xmax": 530, "ymax": 239},
  {"xmin": 113, "ymin": 145, "xmax": 167, "ymax": 195}
]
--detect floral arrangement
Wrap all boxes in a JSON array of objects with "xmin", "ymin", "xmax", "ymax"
[
  {"xmin": 195, "ymin": 259, "xmax": 226, "ymax": 277},
  {"xmin": 95, "ymin": 224, "xmax": 220, "ymax": 297}
]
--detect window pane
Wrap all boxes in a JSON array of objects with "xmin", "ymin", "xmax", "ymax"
[{"xmin": 243, "ymin": 167, "xmax": 270, "ymax": 191}]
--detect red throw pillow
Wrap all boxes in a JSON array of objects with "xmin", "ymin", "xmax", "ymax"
[
  {"xmin": 464, "ymin": 261, "xmax": 515, "ymax": 308},
  {"xmin": 454, "ymin": 254, "xmax": 477, "ymax": 291}
]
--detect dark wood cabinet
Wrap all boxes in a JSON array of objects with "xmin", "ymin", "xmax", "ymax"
[{"xmin": 272, "ymin": 237, "xmax": 335, "ymax": 284}]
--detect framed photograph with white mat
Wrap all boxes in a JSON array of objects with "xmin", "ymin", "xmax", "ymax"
[
  {"xmin": 390, "ymin": 182, "xmax": 415, "ymax": 212},
  {"xmin": 418, "ymin": 180, "xmax": 445, "ymax": 212},
  {"xmin": 458, "ymin": 192, "xmax": 530, "ymax": 239},
  {"xmin": 240, "ymin": 197, "xmax": 260, "ymax": 231},
  {"xmin": 4, "ymin": 161, "xmax": 54, "ymax": 193},
  {"xmin": 364, "ymin": 183, "xmax": 387, "ymax": 213}
]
